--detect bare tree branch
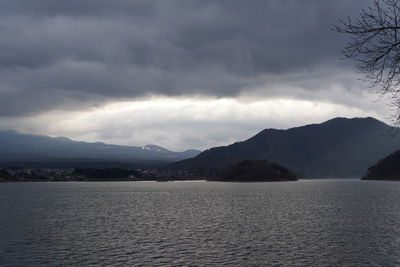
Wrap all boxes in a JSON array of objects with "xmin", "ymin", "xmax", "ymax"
[{"xmin": 335, "ymin": 0, "xmax": 400, "ymax": 125}]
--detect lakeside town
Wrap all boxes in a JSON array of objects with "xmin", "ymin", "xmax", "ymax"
[{"xmin": 0, "ymin": 167, "xmax": 199, "ymax": 182}]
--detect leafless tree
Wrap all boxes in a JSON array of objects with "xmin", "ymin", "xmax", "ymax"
[{"xmin": 335, "ymin": 0, "xmax": 400, "ymax": 125}]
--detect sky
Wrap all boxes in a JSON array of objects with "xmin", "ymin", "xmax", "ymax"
[{"xmin": 0, "ymin": 0, "xmax": 391, "ymax": 151}]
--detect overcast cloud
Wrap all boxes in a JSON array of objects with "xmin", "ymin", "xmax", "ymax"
[{"xmin": 1, "ymin": 0, "xmax": 388, "ymax": 150}]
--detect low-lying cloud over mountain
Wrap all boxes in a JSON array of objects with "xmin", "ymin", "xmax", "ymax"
[{"xmin": 0, "ymin": 0, "xmax": 386, "ymax": 150}]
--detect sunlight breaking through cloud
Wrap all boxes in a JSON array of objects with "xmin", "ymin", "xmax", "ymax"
[{"xmin": 0, "ymin": 95, "xmax": 388, "ymax": 150}]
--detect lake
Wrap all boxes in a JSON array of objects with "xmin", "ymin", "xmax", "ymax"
[{"xmin": 1, "ymin": 180, "xmax": 400, "ymax": 266}]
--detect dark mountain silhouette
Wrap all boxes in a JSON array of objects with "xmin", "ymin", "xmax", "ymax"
[
  {"xmin": 214, "ymin": 160, "xmax": 297, "ymax": 182},
  {"xmin": 0, "ymin": 130, "xmax": 200, "ymax": 167},
  {"xmin": 362, "ymin": 150, "xmax": 400, "ymax": 180},
  {"xmin": 169, "ymin": 117, "xmax": 400, "ymax": 178}
]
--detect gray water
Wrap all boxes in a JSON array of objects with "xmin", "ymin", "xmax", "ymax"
[{"xmin": 1, "ymin": 180, "xmax": 400, "ymax": 266}]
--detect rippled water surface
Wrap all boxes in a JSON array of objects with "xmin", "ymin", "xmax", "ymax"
[{"xmin": 1, "ymin": 180, "xmax": 400, "ymax": 266}]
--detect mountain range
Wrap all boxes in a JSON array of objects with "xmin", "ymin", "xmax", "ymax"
[
  {"xmin": 168, "ymin": 117, "xmax": 400, "ymax": 178},
  {"xmin": 0, "ymin": 130, "xmax": 200, "ymax": 168}
]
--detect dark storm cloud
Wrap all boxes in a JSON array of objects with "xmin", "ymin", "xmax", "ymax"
[{"xmin": 0, "ymin": 0, "xmax": 372, "ymax": 116}]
